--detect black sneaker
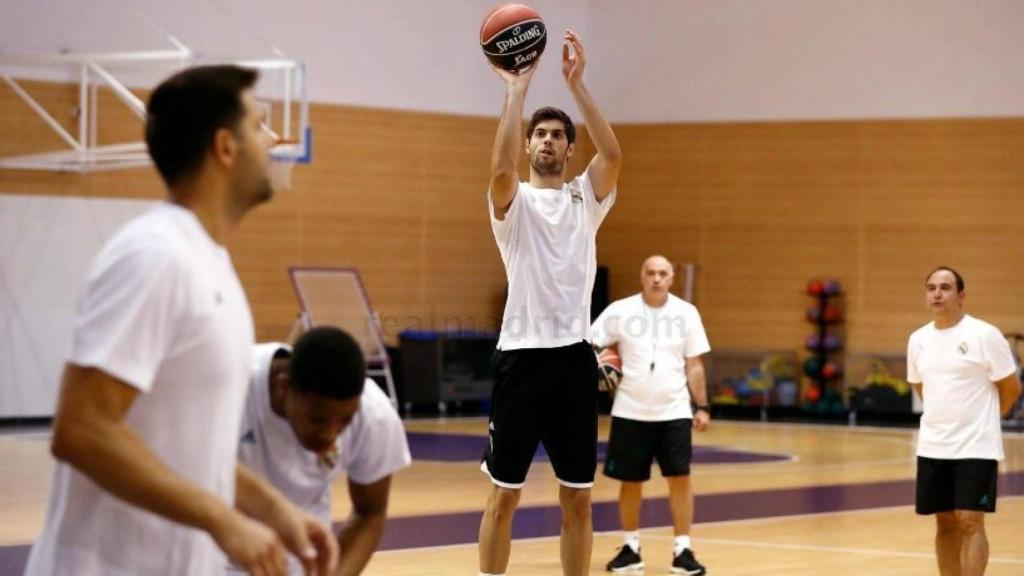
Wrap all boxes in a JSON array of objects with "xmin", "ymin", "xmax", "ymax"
[
  {"xmin": 605, "ymin": 546, "xmax": 644, "ymax": 572},
  {"xmin": 671, "ymin": 548, "xmax": 706, "ymax": 575}
]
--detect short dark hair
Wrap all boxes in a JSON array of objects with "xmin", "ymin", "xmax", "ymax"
[
  {"xmin": 145, "ymin": 65, "xmax": 259, "ymax": 187},
  {"xmin": 527, "ymin": 106, "xmax": 576, "ymax": 145},
  {"xmin": 289, "ymin": 327, "xmax": 366, "ymax": 400},
  {"xmin": 926, "ymin": 266, "xmax": 965, "ymax": 293}
]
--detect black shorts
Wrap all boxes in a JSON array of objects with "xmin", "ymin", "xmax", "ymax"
[
  {"xmin": 916, "ymin": 457, "xmax": 998, "ymax": 515},
  {"xmin": 603, "ymin": 417, "xmax": 693, "ymax": 482},
  {"xmin": 481, "ymin": 341, "xmax": 598, "ymax": 488}
]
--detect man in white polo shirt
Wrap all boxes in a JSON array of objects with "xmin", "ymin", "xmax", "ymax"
[
  {"xmin": 908, "ymin": 266, "xmax": 1021, "ymax": 576},
  {"xmin": 24, "ymin": 66, "xmax": 337, "ymax": 576},
  {"xmin": 479, "ymin": 29, "xmax": 622, "ymax": 576},
  {"xmin": 592, "ymin": 255, "xmax": 710, "ymax": 575},
  {"xmin": 235, "ymin": 326, "xmax": 411, "ymax": 576}
]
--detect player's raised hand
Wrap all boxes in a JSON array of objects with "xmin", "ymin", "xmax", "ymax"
[
  {"xmin": 562, "ymin": 29, "xmax": 586, "ymax": 88},
  {"xmin": 492, "ymin": 60, "xmax": 538, "ymax": 93}
]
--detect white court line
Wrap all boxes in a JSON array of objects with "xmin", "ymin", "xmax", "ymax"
[
  {"xmin": 6, "ymin": 432, "xmax": 50, "ymax": 442},
  {"xmin": 373, "ymin": 533, "xmax": 562, "ymax": 556},
  {"xmin": 659, "ymin": 535, "xmax": 1024, "ymax": 565},
  {"xmin": 650, "ymin": 494, "xmax": 1024, "ymax": 530},
  {"xmin": 374, "ymin": 531, "xmax": 1024, "ymax": 566},
  {"xmin": 617, "ymin": 497, "xmax": 1024, "ymax": 564}
]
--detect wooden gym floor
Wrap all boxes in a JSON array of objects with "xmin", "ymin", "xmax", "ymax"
[{"xmin": 1, "ymin": 417, "xmax": 1022, "ymax": 574}]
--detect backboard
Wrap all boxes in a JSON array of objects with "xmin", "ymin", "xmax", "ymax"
[{"xmin": 0, "ymin": 0, "xmax": 309, "ymax": 172}]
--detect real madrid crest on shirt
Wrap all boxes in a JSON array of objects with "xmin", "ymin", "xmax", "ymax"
[
  {"xmin": 570, "ymin": 185, "xmax": 583, "ymax": 204},
  {"xmin": 957, "ymin": 341, "xmax": 969, "ymax": 355},
  {"xmin": 318, "ymin": 445, "xmax": 340, "ymax": 472}
]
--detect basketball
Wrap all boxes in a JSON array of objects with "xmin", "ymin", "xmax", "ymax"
[
  {"xmin": 596, "ymin": 347, "xmax": 623, "ymax": 394},
  {"xmin": 480, "ymin": 4, "xmax": 547, "ymax": 72}
]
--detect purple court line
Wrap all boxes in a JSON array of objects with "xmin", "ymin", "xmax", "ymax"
[
  {"xmin": 375, "ymin": 471, "xmax": 1024, "ymax": 551},
  {"xmin": 4, "ymin": 472, "xmax": 1020, "ymax": 572},
  {"xmin": 406, "ymin": 432, "xmax": 791, "ymax": 464}
]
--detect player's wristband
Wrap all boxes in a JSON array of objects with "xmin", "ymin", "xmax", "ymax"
[{"xmin": 695, "ymin": 405, "xmax": 711, "ymax": 413}]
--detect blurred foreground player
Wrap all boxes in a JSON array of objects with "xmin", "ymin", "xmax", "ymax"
[{"xmin": 24, "ymin": 65, "xmax": 336, "ymax": 576}]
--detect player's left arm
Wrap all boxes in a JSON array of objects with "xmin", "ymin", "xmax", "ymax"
[
  {"xmin": 686, "ymin": 355, "xmax": 710, "ymax": 431},
  {"xmin": 335, "ymin": 475, "xmax": 392, "ymax": 576},
  {"xmin": 995, "ymin": 372, "xmax": 1022, "ymax": 417},
  {"xmin": 983, "ymin": 328, "xmax": 1021, "ymax": 417},
  {"xmin": 236, "ymin": 464, "xmax": 339, "ymax": 575},
  {"xmin": 563, "ymin": 29, "xmax": 621, "ymax": 202}
]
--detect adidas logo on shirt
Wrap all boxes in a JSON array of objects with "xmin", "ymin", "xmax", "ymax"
[{"xmin": 240, "ymin": 430, "xmax": 257, "ymax": 445}]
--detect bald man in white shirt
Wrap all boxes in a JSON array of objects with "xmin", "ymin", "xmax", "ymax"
[{"xmin": 592, "ymin": 256, "xmax": 710, "ymax": 575}]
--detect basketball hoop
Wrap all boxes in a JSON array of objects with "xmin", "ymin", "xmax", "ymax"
[{"xmin": 268, "ymin": 137, "xmax": 301, "ymax": 192}]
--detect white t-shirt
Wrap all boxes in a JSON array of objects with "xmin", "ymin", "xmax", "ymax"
[
  {"xmin": 238, "ymin": 343, "xmax": 411, "ymax": 526},
  {"xmin": 489, "ymin": 171, "xmax": 616, "ymax": 350},
  {"xmin": 591, "ymin": 294, "xmax": 710, "ymax": 421},
  {"xmin": 907, "ymin": 315, "xmax": 1017, "ymax": 461},
  {"xmin": 25, "ymin": 203, "xmax": 254, "ymax": 576}
]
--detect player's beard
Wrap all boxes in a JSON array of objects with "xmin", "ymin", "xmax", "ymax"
[
  {"xmin": 531, "ymin": 152, "xmax": 564, "ymax": 176},
  {"xmin": 230, "ymin": 148, "xmax": 274, "ymax": 217}
]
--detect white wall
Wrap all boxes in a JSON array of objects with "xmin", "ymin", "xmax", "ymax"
[
  {"xmin": 254, "ymin": 0, "xmax": 590, "ymax": 119},
  {"xmin": 3, "ymin": 0, "xmax": 1023, "ymax": 122},
  {"xmin": 584, "ymin": 0, "xmax": 1024, "ymax": 122},
  {"xmin": 0, "ymin": 195, "xmax": 155, "ymax": 417}
]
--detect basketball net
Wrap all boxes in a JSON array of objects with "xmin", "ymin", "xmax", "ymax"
[
  {"xmin": 267, "ymin": 135, "xmax": 299, "ymax": 192},
  {"xmin": 268, "ymin": 150, "xmax": 296, "ymax": 192}
]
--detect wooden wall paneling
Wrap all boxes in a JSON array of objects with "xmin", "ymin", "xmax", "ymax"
[
  {"xmin": 4, "ymin": 79, "xmax": 1022, "ymax": 356},
  {"xmin": 0, "ymin": 81, "xmax": 163, "ymax": 199},
  {"xmin": 601, "ymin": 118, "xmax": 1024, "ymax": 357},
  {"xmin": 0, "ymin": 81, "xmax": 78, "ymax": 157}
]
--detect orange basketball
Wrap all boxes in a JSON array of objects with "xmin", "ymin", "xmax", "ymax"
[{"xmin": 480, "ymin": 4, "xmax": 547, "ymax": 71}]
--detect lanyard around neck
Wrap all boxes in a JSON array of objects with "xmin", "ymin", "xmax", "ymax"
[{"xmin": 643, "ymin": 302, "xmax": 658, "ymax": 372}]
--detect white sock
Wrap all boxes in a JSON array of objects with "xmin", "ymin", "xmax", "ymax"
[
  {"xmin": 674, "ymin": 535, "xmax": 691, "ymax": 555},
  {"xmin": 623, "ymin": 530, "xmax": 640, "ymax": 553}
]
